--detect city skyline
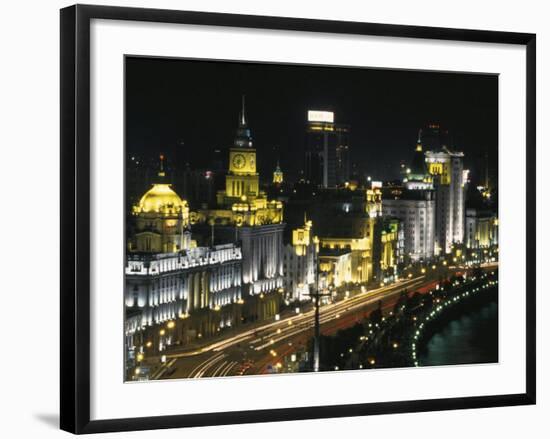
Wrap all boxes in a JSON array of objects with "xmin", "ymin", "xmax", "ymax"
[
  {"xmin": 126, "ymin": 56, "xmax": 498, "ymax": 185},
  {"xmin": 124, "ymin": 56, "xmax": 499, "ymax": 381}
]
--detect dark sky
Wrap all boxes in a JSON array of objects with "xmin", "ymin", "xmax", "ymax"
[{"xmin": 126, "ymin": 56, "xmax": 498, "ymax": 185}]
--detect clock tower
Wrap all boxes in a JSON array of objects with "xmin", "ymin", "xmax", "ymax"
[{"xmin": 225, "ymin": 96, "xmax": 259, "ymax": 199}]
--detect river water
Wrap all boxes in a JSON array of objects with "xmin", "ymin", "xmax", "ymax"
[{"xmin": 418, "ymin": 300, "xmax": 498, "ymax": 366}]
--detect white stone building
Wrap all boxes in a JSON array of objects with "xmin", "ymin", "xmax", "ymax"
[
  {"xmin": 425, "ymin": 148, "xmax": 466, "ymax": 254},
  {"xmin": 283, "ymin": 220, "xmax": 318, "ymax": 302},
  {"xmin": 465, "ymin": 208, "xmax": 498, "ymax": 249},
  {"xmin": 382, "ymin": 189, "xmax": 436, "ymax": 262}
]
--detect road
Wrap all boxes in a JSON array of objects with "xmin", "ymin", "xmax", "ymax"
[{"xmin": 153, "ymin": 275, "xmax": 429, "ymax": 379}]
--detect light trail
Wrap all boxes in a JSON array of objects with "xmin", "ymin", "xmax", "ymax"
[
  {"xmin": 252, "ymin": 278, "xmax": 425, "ymax": 350},
  {"xmin": 166, "ymin": 276, "xmax": 424, "ymax": 361},
  {"xmin": 219, "ymin": 361, "xmax": 238, "ymax": 377},
  {"xmin": 187, "ymin": 352, "xmax": 225, "ymax": 378}
]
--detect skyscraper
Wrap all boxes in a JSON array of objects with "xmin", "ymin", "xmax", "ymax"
[
  {"xmin": 383, "ymin": 137, "xmax": 435, "ymax": 262},
  {"xmin": 423, "ymin": 126, "xmax": 466, "ymax": 255},
  {"xmin": 304, "ymin": 110, "xmax": 350, "ymax": 188}
]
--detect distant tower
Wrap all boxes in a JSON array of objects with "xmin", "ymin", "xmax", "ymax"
[
  {"xmin": 304, "ymin": 110, "xmax": 350, "ymax": 188},
  {"xmin": 273, "ymin": 160, "xmax": 284, "ymax": 184},
  {"xmin": 222, "ymin": 95, "xmax": 260, "ymax": 202}
]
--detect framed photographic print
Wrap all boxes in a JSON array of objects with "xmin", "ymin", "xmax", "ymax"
[{"xmin": 60, "ymin": 4, "xmax": 536, "ymax": 434}]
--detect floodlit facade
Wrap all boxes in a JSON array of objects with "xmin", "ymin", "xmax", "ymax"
[
  {"xmin": 425, "ymin": 147, "xmax": 466, "ymax": 255},
  {"xmin": 382, "ymin": 190, "xmax": 435, "ymax": 262},
  {"xmin": 273, "ymin": 161, "xmax": 284, "ymax": 184},
  {"xmin": 319, "ymin": 248, "xmax": 352, "ymax": 288},
  {"xmin": 283, "ymin": 219, "xmax": 319, "ymax": 302},
  {"xmin": 125, "ymin": 165, "xmax": 244, "ymax": 352},
  {"xmin": 465, "ymin": 208, "xmax": 498, "ymax": 249},
  {"xmin": 194, "ymin": 96, "xmax": 285, "ymax": 321}
]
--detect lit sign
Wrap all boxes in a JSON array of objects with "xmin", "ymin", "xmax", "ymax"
[
  {"xmin": 308, "ymin": 110, "xmax": 334, "ymax": 123},
  {"xmin": 371, "ymin": 181, "xmax": 383, "ymax": 188}
]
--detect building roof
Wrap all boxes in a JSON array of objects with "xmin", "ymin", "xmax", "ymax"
[
  {"xmin": 409, "ymin": 142, "xmax": 427, "ymax": 181},
  {"xmin": 137, "ymin": 184, "xmax": 187, "ymax": 213}
]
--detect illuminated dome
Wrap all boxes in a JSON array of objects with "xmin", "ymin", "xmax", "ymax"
[{"xmin": 137, "ymin": 184, "xmax": 187, "ymax": 214}]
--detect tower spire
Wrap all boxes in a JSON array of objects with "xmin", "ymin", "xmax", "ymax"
[
  {"xmin": 233, "ymin": 95, "xmax": 253, "ymax": 148},
  {"xmin": 240, "ymin": 94, "xmax": 247, "ymax": 127},
  {"xmin": 158, "ymin": 154, "xmax": 166, "ymax": 179},
  {"xmin": 415, "ymin": 129, "xmax": 423, "ymax": 152}
]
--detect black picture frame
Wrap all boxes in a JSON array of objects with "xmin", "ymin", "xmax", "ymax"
[{"xmin": 60, "ymin": 4, "xmax": 536, "ymax": 434}]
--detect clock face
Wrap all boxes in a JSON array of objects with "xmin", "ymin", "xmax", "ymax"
[{"xmin": 232, "ymin": 153, "xmax": 246, "ymax": 169}]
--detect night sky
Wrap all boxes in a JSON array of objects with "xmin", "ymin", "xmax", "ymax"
[{"xmin": 126, "ymin": 56, "xmax": 498, "ymax": 185}]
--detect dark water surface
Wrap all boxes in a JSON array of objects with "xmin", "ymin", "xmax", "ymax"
[{"xmin": 418, "ymin": 301, "xmax": 498, "ymax": 366}]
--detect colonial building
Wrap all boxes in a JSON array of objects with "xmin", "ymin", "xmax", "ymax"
[
  {"xmin": 424, "ymin": 133, "xmax": 466, "ymax": 255},
  {"xmin": 312, "ymin": 186, "xmax": 400, "ymax": 287},
  {"xmin": 382, "ymin": 190, "xmax": 435, "ymax": 263},
  {"xmin": 129, "ymin": 155, "xmax": 192, "ymax": 253},
  {"xmin": 318, "ymin": 248, "xmax": 352, "ymax": 288},
  {"xmin": 283, "ymin": 218, "xmax": 319, "ymax": 302},
  {"xmin": 376, "ymin": 217, "xmax": 404, "ymax": 283},
  {"xmin": 192, "ymin": 96, "xmax": 285, "ymax": 322},
  {"xmin": 383, "ymin": 142, "xmax": 436, "ymax": 264},
  {"xmin": 465, "ymin": 208, "xmax": 498, "ymax": 249},
  {"xmin": 273, "ymin": 161, "xmax": 284, "ymax": 184},
  {"xmin": 125, "ymin": 161, "xmax": 244, "ymax": 354}
]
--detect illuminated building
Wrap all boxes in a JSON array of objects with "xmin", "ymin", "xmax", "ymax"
[
  {"xmin": 404, "ymin": 131, "xmax": 432, "ymax": 190},
  {"xmin": 199, "ymin": 96, "xmax": 284, "ymax": 226},
  {"xmin": 283, "ymin": 217, "xmax": 319, "ymax": 302},
  {"xmin": 314, "ymin": 187, "xmax": 400, "ymax": 285},
  {"xmin": 382, "ymin": 140, "xmax": 435, "ymax": 262},
  {"xmin": 382, "ymin": 189, "xmax": 435, "ymax": 262},
  {"xmin": 193, "ymin": 96, "xmax": 285, "ymax": 321},
  {"xmin": 125, "ymin": 159, "xmax": 244, "ymax": 353},
  {"xmin": 129, "ymin": 156, "xmax": 192, "ymax": 253},
  {"xmin": 465, "ymin": 208, "xmax": 498, "ymax": 249},
  {"xmin": 377, "ymin": 217, "xmax": 404, "ymax": 282},
  {"xmin": 304, "ymin": 110, "xmax": 350, "ymax": 188},
  {"xmin": 273, "ymin": 161, "xmax": 284, "ymax": 184},
  {"xmin": 424, "ymin": 126, "xmax": 466, "ymax": 255},
  {"xmin": 319, "ymin": 248, "xmax": 352, "ymax": 288}
]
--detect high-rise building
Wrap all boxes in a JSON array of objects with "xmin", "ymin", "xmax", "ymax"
[
  {"xmin": 383, "ymin": 137, "xmax": 436, "ymax": 262},
  {"xmin": 304, "ymin": 110, "xmax": 350, "ymax": 188},
  {"xmin": 424, "ymin": 127, "xmax": 466, "ymax": 255}
]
